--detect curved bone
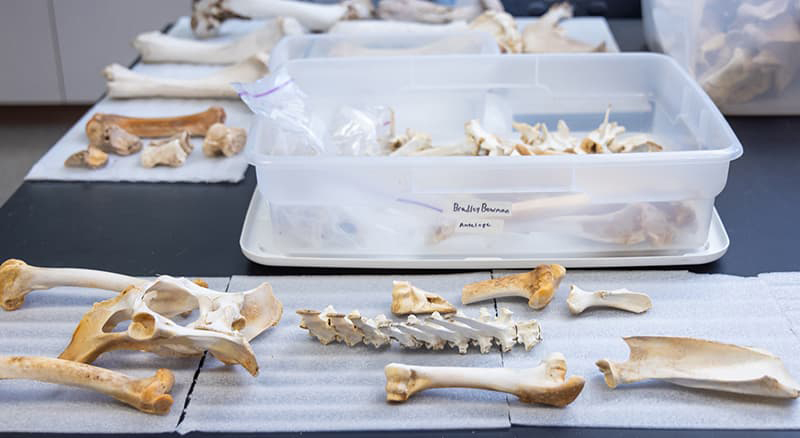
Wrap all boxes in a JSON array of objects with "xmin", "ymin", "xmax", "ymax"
[
  {"xmin": 469, "ymin": 11, "xmax": 522, "ymax": 53},
  {"xmin": 104, "ymin": 52, "xmax": 269, "ymax": 99},
  {"xmin": 0, "ymin": 356, "xmax": 174, "ymax": 415},
  {"xmin": 596, "ymin": 337, "xmax": 800, "ymax": 398},
  {"xmin": 136, "ymin": 18, "xmax": 302, "ymax": 64},
  {"xmin": 329, "ymin": 20, "xmax": 469, "ymax": 35},
  {"xmin": 522, "ymin": 2, "xmax": 606, "ymax": 53},
  {"xmin": 64, "ymin": 147, "xmax": 109, "ymax": 170},
  {"xmin": 296, "ymin": 306, "xmax": 541, "ymax": 353},
  {"xmin": 461, "ymin": 264, "xmax": 566, "ymax": 310},
  {"xmin": 391, "ymin": 280, "xmax": 456, "ymax": 315},
  {"xmin": 141, "ymin": 132, "xmax": 194, "ymax": 168},
  {"xmin": 566, "ymin": 285, "xmax": 652, "ymax": 315},
  {"xmin": 385, "ymin": 352, "xmax": 584, "ymax": 406},
  {"xmin": 86, "ymin": 107, "xmax": 226, "ymax": 145},
  {"xmin": 203, "ymin": 123, "xmax": 247, "ymax": 157}
]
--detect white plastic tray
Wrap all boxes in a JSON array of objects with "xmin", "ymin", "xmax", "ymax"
[{"xmin": 240, "ymin": 189, "xmax": 729, "ymax": 268}]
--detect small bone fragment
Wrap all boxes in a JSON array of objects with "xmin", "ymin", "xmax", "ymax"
[
  {"xmin": 389, "ymin": 130, "xmax": 433, "ymax": 156},
  {"xmin": 391, "ymin": 280, "xmax": 456, "ymax": 315},
  {"xmin": 203, "ymin": 123, "xmax": 247, "ymax": 157},
  {"xmin": 93, "ymin": 125, "xmax": 142, "ymax": 156},
  {"xmin": 86, "ymin": 107, "xmax": 226, "ymax": 145},
  {"xmin": 141, "ymin": 132, "xmax": 193, "ymax": 168},
  {"xmin": 462, "ymin": 264, "xmax": 566, "ymax": 310},
  {"xmin": 609, "ymin": 134, "xmax": 664, "ymax": 153},
  {"xmin": 522, "ymin": 2, "xmax": 606, "ymax": 53},
  {"xmin": 64, "ymin": 147, "xmax": 109, "ymax": 170},
  {"xmin": 596, "ymin": 337, "xmax": 800, "ymax": 398},
  {"xmin": 0, "ymin": 356, "xmax": 174, "ymax": 415},
  {"xmin": 104, "ymin": 52, "xmax": 269, "ymax": 99},
  {"xmin": 385, "ymin": 352, "xmax": 584, "ymax": 406},
  {"xmin": 566, "ymin": 285, "xmax": 652, "ymax": 315},
  {"xmin": 136, "ymin": 18, "xmax": 303, "ymax": 64},
  {"xmin": 329, "ymin": 19, "xmax": 469, "ymax": 35},
  {"xmin": 469, "ymin": 11, "xmax": 522, "ymax": 53}
]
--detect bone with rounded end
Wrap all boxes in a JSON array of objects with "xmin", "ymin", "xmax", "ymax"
[
  {"xmin": 385, "ymin": 352, "xmax": 584, "ymax": 406},
  {"xmin": 64, "ymin": 147, "xmax": 109, "ymax": 170},
  {"xmin": 0, "ymin": 356, "xmax": 174, "ymax": 414},
  {"xmin": 203, "ymin": 123, "xmax": 247, "ymax": 157},
  {"xmin": 566, "ymin": 285, "xmax": 652, "ymax": 315},
  {"xmin": 104, "ymin": 52, "xmax": 269, "ymax": 99},
  {"xmin": 522, "ymin": 2, "xmax": 606, "ymax": 53},
  {"xmin": 391, "ymin": 280, "xmax": 456, "ymax": 315},
  {"xmin": 469, "ymin": 10, "xmax": 522, "ymax": 53},
  {"xmin": 141, "ymin": 132, "xmax": 193, "ymax": 168},
  {"xmin": 86, "ymin": 107, "xmax": 226, "ymax": 145},
  {"xmin": 136, "ymin": 18, "xmax": 303, "ymax": 64},
  {"xmin": 92, "ymin": 125, "xmax": 142, "ymax": 156},
  {"xmin": 596, "ymin": 336, "xmax": 800, "ymax": 398},
  {"xmin": 461, "ymin": 264, "xmax": 566, "ymax": 310}
]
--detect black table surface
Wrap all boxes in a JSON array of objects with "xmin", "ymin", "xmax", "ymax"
[{"xmin": 1, "ymin": 19, "xmax": 799, "ymax": 438}]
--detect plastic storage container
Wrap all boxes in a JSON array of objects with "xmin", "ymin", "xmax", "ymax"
[
  {"xmin": 642, "ymin": 0, "xmax": 800, "ymax": 115},
  {"xmin": 246, "ymin": 53, "xmax": 742, "ymax": 259}
]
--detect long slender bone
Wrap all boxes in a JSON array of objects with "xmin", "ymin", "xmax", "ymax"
[
  {"xmin": 462, "ymin": 265, "xmax": 566, "ymax": 310},
  {"xmin": 385, "ymin": 352, "xmax": 584, "ymax": 406},
  {"xmin": 86, "ymin": 107, "xmax": 226, "ymax": 145},
  {"xmin": 0, "ymin": 356, "xmax": 174, "ymax": 415},
  {"xmin": 596, "ymin": 337, "xmax": 800, "ymax": 398},
  {"xmin": 135, "ymin": 18, "xmax": 303, "ymax": 64},
  {"xmin": 104, "ymin": 52, "xmax": 269, "ymax": 99},
  {"xmin": 567, "ymin": 285, "xmax": 652, "ymax": 315},
  {"xmin": 297, "ymin": 306, "xmax": 541, "ymax": 353}
]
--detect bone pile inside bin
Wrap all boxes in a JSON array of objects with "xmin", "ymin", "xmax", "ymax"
[{"xmin": 1, "ymin": 258, "xmax": 798, "ymax": 417}]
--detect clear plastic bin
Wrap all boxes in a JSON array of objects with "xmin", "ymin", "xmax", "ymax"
[
  {"xmin": 247, "ymin": 53, "xmax": 742, "ymax": 259},
  {"xmin": 642, "ymin": 0, "xmax": 800, "ymax": 115}
]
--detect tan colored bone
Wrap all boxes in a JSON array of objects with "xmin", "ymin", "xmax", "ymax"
[
  {"xmin": 391, "ymin": 280, "xmax": 456, "ymax": 315},
  {"xmin": 469, "ymin": 11, "xmax": 522, "ymax": 53},
  {"xmin": 92, "ymin": 125, "xmax": 143, "ymax": 156},
  {"xmin": 86, "ymin": 107, "xmax": 226, "ymax": 146},
  {"xmin": 522, "ymin": 2, "xmax": 606, "ymax": 53},
  {"xmin": 0, "ymin": 356, "xmax": 174, "ymax": 414},
  {"xmin": 596, "ymin": 337, "xmax": 800, "ymax": 398},
  {"xmin": 203, "ymin": 123, "xmax": 247, "ymax": 157},
  {"xmin": 462, "ymin": 264, "xmax": 566, "ymax": 309},
  {"xmin": 141, "ymin": 132, "xmax": 194, "ymax": 168},
  {"xmin": 566, "ymin": 285, "xmax": 652, "ymax": 315},
  {"xmin": 64, "ymin": 147, "xmax": 109, "ymax": 170},
  {"xmin": 385, "ymin": 352, "xmax": 584, "ymax": 406}
]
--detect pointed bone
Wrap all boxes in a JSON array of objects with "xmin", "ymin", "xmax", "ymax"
[
  {"xmin": 391, "ymin": 280, "xmax": 456, "ymax": 315},
  {"xmin": 64, "ymin": 147, "xmax": 109, "ymax": 170},
  {"xmin": 596, "ymin": 337, "xmax": 800, "ymax": 398},
  {"xmin": 328, "ymin": 312, "xmax": 364, "ymax": 346},
  {"xmin": 203, "ymin": 123, "xmax": 247, "ymax": 157},
  {"xmin": 86, "ymin": 107, "xmax": 226, "ymax": 145},
  {"xmin": 136, "ymin": 18, "xmax": 302, "ymax": 64},
  {"xmin": 566, "ymin": 285, "xmax": 652, "ymax": 315},
  {"xmin": 385, "ymin": 352, "xmax": 584, "ymax": 406},
  {"xmin": 104, "ymin": 52, "xmax": 269, "ymax": 99},
  {"xmin": 297, "ymin": 307, "xmax": 338, "ymax": 345},
  {"xmin": 0, "ymin": 356, "xmax": 174, "ymax": 415},
  {"xmin": 462, "ymin": 264, "xmax": 566, "ymax": 310},
  {"xmin": 465, "ymin": 119, "xmax": 510, "ymax": 156}
]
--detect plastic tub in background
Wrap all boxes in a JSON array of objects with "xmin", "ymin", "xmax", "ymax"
[
  {"xmin": 246, "ymin": 53, "xmax": 743, "ymax": 260},
  {"xmin": 642, "ymin": 0, "xmax": 800, "ymax": 115}
]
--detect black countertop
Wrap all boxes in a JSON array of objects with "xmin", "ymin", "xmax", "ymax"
[{"xmin": 1, "ymin": 19, "xmax": 799, "ymax": 438}]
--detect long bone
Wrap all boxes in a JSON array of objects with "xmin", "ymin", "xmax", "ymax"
[
  {"xmin": 0, "ymin": 356, "xmax": 174, "ymax": 415},
  {"xmin": 86, "ymin": 107, "xmax": 226, "ymax": 145},
  {"xmin": 567, "ymin": 285, "xmax": 652, "ymax": 315},
  {"xmin": 296, "ymin": 305, "xmax": 541, "ymax": 353},
  {"xmin": 135, "ymin": 18, "xmax": 302, "ymax": 64},
  {"xmin": 385, "ymin": 352, "xmax": 585, "ymax": 406},
  {"xmin": 461, "ymin": 264, "xmax": 566, "ymax": 310},
  {"xmin": 192, "ymin": 0, "xmax": 373, "ymax": 36},
  {"xmin": 104, "ymin": 52, "xmax": 269, "ymax": 99},
  {"xmin": 596, "ymin": 337, "xmax": 800, "ymax": 398}
]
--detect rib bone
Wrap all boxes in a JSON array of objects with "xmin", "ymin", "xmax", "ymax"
[
  {"xmin": 596, "ymin": 337, "xmax": 800, "ymax": 398},
  {"xmin": 462, "ymin": 265, "xmax": 566, "ymax": 310},
  {"xmin": 86, "ymin": 107, "xmax": 226, "ymax": 145},
  {"xmin": 296, "ymin": 306, "xmax": 541, "ymax": 353},
  {"xmin": 391, "ymin": 280, "xmax": 456, "ymax": 315},
  {"xmin": 566, "ymin": 285, "xmax": 652, "ymax": 315},
  {"xmin": 385, "ymin": 352, "xmax": 584, "ymax": 406},
  {"xmin": 0, "ymin": 356, "xmax": 174, "ymax": 414}
]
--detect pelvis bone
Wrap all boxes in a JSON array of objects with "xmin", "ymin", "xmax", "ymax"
[{"xmin": 297, "ymin": 305, "xmax": 541, "ymax": 353}]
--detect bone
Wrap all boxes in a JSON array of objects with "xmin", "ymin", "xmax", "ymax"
[
  {"xmin": 377, "ymin": 0, "xmax": 493, "ymax": 24},
  {"xmin": 203, "ymin": 123, "xmax": 247, "ymax": 157},
  {"xmin": 192, "ymin": 0, "xmax": 373, "ymax": 36},
  {"xmin": 469, "ymin": 10, "xmax": 522, "ymax": 53},
  {"xmin": 388, "ymin": 130, "xmax": 433, "ymax": 156},
  {"xmin": 0, "ymin": 356, "xmax": 174, "ymax": 414},
  {"xmin": 566, "ymin": 285, "xmax": 652, "ymax": 315},
  {"xmin": 596, "ymin": 337, "xmax": 800, "ymax": 399},
  {"xmin": 461, "ymin": 264, "xmax": 566, "ymax": 310},
  {"xmin": 296, "ymin": 305, "xmax": 541, "ymax": 353},
  {"xmin": 391, "ymin": 280, "xmax": 456, "ymax": 315},
  {"xmin": 104, "ymin": 52, "xmax": 269, "ymax": 99},
  {"xmin": 465, "ymin": 119, "xmax": 510, "ymax": 156},
  {"xmin": 91, "ymin": 125, "xmax": 142, "ymax": 156},
  {"xmin": 141, "ymin": 131, "xmax": 194, "ymax": 168},
  {"xmin": 136, "ymin": 17, "xmax": 303, "ymax": 64},
  {"xmin": 86, "ymin": 107, "xmax": 226, "ymax": 145},
  {"xmin": 64, "ymin": 147, "xmax": 109, "ymax": 170},
  {"xmin": 522, "ymin": 2, "xmax": 606, "ymax": 53},
  {"xmin": 385, "ymin": 352, "xmax": 584, "ymax": 406},
  {"xmin": 329, "ymin": 19, "xmax": 469, "ymax": 35}
]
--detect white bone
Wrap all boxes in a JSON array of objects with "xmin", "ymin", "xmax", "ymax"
[
  {"xmin": 461, "ymin": 264, "xmax": 566, "ymax": 310},
  {"xmin": 566, "ymin": 285, "xmax": 652, "ymax": 315},
  {"xmin": 469, "ymin": 11, "xmax": 522, "ymax": 53},
  {"xmin": 407, "ymin": 141, "xmax": 478, "ymax": 156},
  {"xmin": 296, "ymin": 305, "xmax": 541, "ymax": 353},
  {"xmin": 203, "ymin": 123, "xmax": 247, "ymax": 157},
  {"xmin": 104, "ymin": 52, "xmax": 269, "ymax": 99},
  {"xmin": 388, "ymin": 130, "xmax": 433, "ymax": 156},
  {"xmin": 329, "ymin": 20, "xmax": 469, "ymax": 35},
  {"xmin": 141, "ymin": 131, "xmax": 194, "ymax": 168},
  {"xmin": 377, "ymin": 0, "xmax": 487, "ymax": 24},
  {"xmin": 608, "ymin": 134, "xmax": 664, "ymax": 153},
  {"xmin": 385, "ymin": 352, "xmax": 585, "ymax": 406},
  {"xmin": 578, "ymin": 106, "xmax": 625, "ymax": 154},
  {"xmin": 597, "ymin": 337, "xmax": 800, "ymax": 398},
  {"xmin": 465, "ymin": 119, "xmax": 510, "ymax": 156},
  {"xmin": 391, "ymin": 280, "xmax": 456, "ymax": 315},
  {"xmin": 0, "ymin": 356, "xmax": 175, "ymax": 415},
  {"xmin": 135, "ymin": 18, "xmax": 303, "ymax": 64},
  {"xmin": 522, "ymin": 2, "xmax": 606, "ymax": 53}
]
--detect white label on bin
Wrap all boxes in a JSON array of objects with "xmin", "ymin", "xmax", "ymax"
[
  {"xmin": 446, "ymin": 199, "xmax": 512, "ymax": 218},
  {"xmin": 453, "ymin": 219, "xmax": 504, "ymax": 234}
]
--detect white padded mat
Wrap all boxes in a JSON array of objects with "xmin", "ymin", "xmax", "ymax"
[
  {"xmin": 0, "ymin": 277, "xmax": 229, "ymax": 433},
  {"xmin": 178, "ymin": 273, "xmax": 512, "ymax": 433}
]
